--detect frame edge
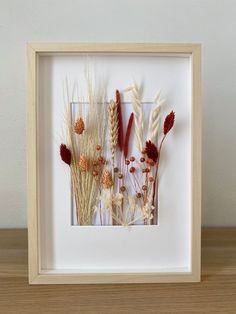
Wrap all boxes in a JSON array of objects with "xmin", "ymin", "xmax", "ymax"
[{"xmin": 27, "ymin": 43, "xmax": 202, "ymax": 284}]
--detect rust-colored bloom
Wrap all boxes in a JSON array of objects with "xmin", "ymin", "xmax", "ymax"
[
  {"xmin": 60, "ymin": 144, "xmax": 71, "ymax": 166},
  {"xmin": 101, "ymin": 169, "xmax": 113, "ymax": 189},
  {"xmin": 74, "ymin": 117, "xmax": 85, "ymax": 134},
  {"xmin": 145, "ymin": 141, "xmax": 158, "ymax": 163},
  {"xmin": 78, "ymin": 155, "xmax": 88, "ymax": 172},
  {"xmin": 163, "ymin": 111, "xmax": 175, "ymax": 135}
]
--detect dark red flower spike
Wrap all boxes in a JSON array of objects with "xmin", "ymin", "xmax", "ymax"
[
  {"xmin": 116, "ymin": 90, "xmax": 123, "ymax": 151},
  {"xmin": 60, "ymin": 144, "xmax": 71, "ymax": 166},
  {"xmin": 163, "ymin": 111, "xmax": 175, "ymax": 135},
  {"xmin": 145, "ymin": 141, "xmax": 158, "ymax": 163},
  {"xmin": 124, "ymin": 112, "xmax": 134, "ymax": 159}
]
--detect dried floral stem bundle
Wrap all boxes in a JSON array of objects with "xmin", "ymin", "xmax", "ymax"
[
  {"xmin": 60, "ymin": 78, "xmax": 175, "ymax": 226},
  {"xmin": 62, "ymin": 77, "xmax": 107, "ymax": 225}
]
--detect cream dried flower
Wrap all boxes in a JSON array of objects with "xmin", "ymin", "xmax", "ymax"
[
  {"xmin": 141, "ymin": 203, "xmax": 154, "ymax": 220},
  {"xmin": 112, "ymin": 193, "xmax": 123, "ymax": 207},
  {"xmin": 99, "ymin": 190, "xmax": 123, "ymax": 211},
  {"xmin": 128, "ymin": 195, "xmax": 137, "ymax": 210}
]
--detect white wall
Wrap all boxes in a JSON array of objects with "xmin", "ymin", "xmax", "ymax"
[{"xmin": 0, "ymin": 0, "xmax": 236, "ymax": 228}]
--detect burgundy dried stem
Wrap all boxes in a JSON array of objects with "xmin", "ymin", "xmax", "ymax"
[
  {"xmin": 151, "ymin": 111, "xmax": 175, "ymax": 224},
  {"xmin": 151, "ymin": 135, "xmax": 165, "ymax": 224},
  {"xmin": 116, "ymin": 90, "xmax": 123, "ymax": 151},
  {"xmin": 124, "ymin": 112, "xmax": 134, "ymax": 159}
]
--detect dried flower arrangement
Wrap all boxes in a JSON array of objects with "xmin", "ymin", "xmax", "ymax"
[{"xmin": 60, "ymin": 81, "xmax": 175, "ymax": 226}]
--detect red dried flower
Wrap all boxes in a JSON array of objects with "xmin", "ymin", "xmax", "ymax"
[
  {"xmin": 116, "ymin": 90, "xmax": 124, "ymax": 151},
  {"xmin": 145, "ymin": 141, "xmax": 158, "ymax": 163},
  {"xmin": 124, "ymin": 112, "xmax": 134, "ymax": 159},
  {"xmin": 163, "ymin": 111, "xmax": 175, "ymax": 135},
  {"xmin": 60, "ymin": 144, "xmax": 71, "ymax": 166}
]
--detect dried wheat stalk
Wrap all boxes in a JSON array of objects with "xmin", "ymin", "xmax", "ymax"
[
  {"xmin": 63, "ymin": 76, "xmax": 107, "ymax": 225},
  {"xmin": 148, "ymin": 91, "xmax": 165, "ymax": 143},
  {"xmin": 107, "ymin": 99, "xmax": 119, "ymax": 225},
  {"xmin": 126, "ymin": 83, "xmax": 144, "ymax": 152},
  {"xmin": 108, "ymin": 100, "xmax": 118, "ymax": 169}
]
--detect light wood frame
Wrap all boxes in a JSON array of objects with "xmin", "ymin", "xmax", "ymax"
[{"xmin": 27, "ymin": 43, "xmax": 201, "ymax": 284}]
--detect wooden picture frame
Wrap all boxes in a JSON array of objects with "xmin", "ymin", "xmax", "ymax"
[{"xmin": 27, "ymin": 43, "xmax": 201, "ymax": 284}]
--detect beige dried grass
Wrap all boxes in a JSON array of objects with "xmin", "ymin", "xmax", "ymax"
[
  {"xmin": 63, "ymin": 75, "xmax": 107, "ymax": 225},
  {"xmin": 148, "ymin": 91, "xmax": 165, "ymax": 143},
  {"xmin": 108, "ymin": 100, "xmax": 118, "ymax": 173},
  {"xmin": 126, "ymin": 83, "xmax": 144, "ymax": 152}
]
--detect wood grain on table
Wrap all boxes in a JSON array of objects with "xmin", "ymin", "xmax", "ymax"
[{"xmin": 0, "ymin": 228, "xmax": 235, "ymax": 314}]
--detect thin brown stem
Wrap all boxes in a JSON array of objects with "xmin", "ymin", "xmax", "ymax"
[{"xmin": 151, "ymin": 135, "xmax": 166, "ymax": 225}]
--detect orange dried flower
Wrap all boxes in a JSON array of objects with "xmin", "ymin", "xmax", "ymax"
[
  {"xmin": 78, "ymin": 155, "xmax": 88, "ymax": 172},
  {"xmin": 101, "ymin": 170, "xmax": 113, "ymax": 189},
  {"xmin": 74, "ymin": 117, "xmax": 85, "ymax": 134}
]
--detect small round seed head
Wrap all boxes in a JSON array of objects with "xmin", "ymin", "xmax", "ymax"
[
  {"xmin": 149, "ymin": 176, "xmax": 154, "ymax": 183},
  {"xmin": 136, "ymin": 192, "xmax": 142, "ymax": 198},
  {"xmin": 92, "ymin": 159, "xmax": 99, "ymax": 166},
  {"xmin": 114, "ymin": 167, "xmax": 119, "ymax": 173},
  {"xmin": 140, "ymin": 157, "xmax": 145, "ymax": 162},
  {"xmin": 118, "ymin": 173, "xmax": 123, "ymax": 179},
  {"xmin": 120, "ymin": 186, "xmax": 126, "ymax": 192},
  {"xmin": 98, "ymin": 156, "xmax": 106, "ymax": 164},
  {"xmin": 92, "ymin": 170, "xmax": 99, "ymax": 177},
  {"xmin": 125, "ymin": 159, "xmax": 130, "ymax": 165},
  {"xmin": 142, "ymin": 185, "xmax": 148, "ymax": 191},
  {"xmin": 130, "ymin": 156, "xmax": 135, "ymax": 162},
  {"xmin": 129, "ymin": 167, "xmax": 135, "ymax": 173}
]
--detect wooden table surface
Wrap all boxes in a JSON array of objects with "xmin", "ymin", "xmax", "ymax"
[{"xmin": 0, "ymin": 228, "xmax": 235, "ymax": 313}]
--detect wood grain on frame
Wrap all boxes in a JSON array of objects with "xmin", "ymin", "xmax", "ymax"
[{"xmin": 27, "ymin": 43, "xmax": 201, "ymax": 284}]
